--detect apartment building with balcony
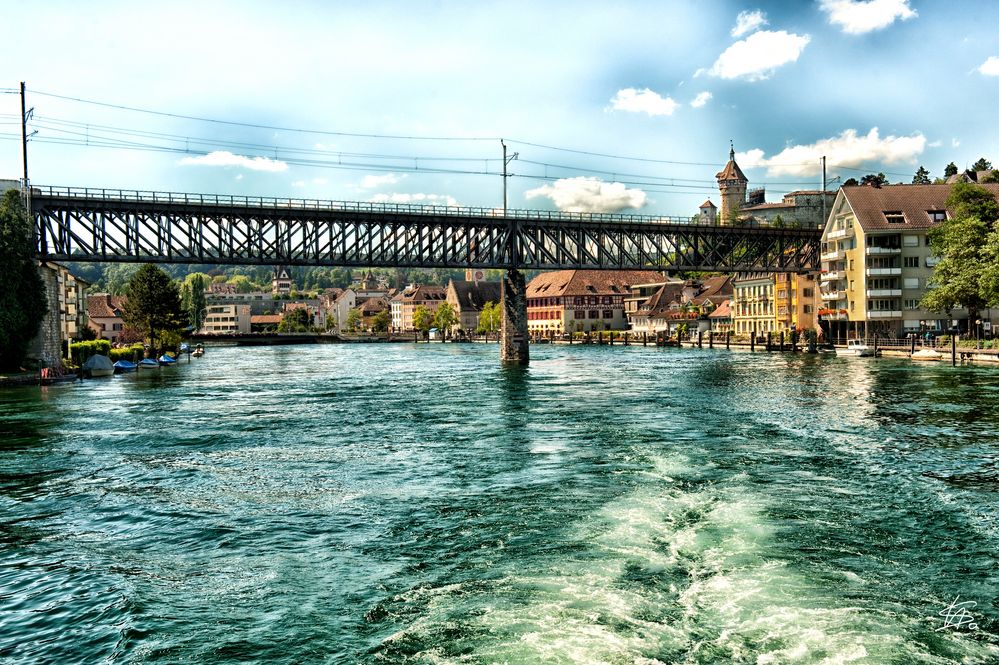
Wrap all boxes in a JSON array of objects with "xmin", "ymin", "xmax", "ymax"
[
  {"xmin": 731, "ymin": 273, "xmax": 775, "ymax": 337},
  {"xmin": 819, "ymin": 183, "xmax": 999, "ymax": 340}
]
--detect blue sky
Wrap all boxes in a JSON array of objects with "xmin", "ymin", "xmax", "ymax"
[{"xmin": 1, "ymin": 0, "xmax": 996, "ymax": 216}]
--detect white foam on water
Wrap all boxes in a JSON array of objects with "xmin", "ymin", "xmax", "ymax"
[{"xmin": 376, "ymin": 451, "xmax": 999, "ymax": 663}]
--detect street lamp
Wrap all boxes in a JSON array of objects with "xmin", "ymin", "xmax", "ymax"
[{"xmin": 976, "ymin": 319, "xmax": 982, "ymax": 348}]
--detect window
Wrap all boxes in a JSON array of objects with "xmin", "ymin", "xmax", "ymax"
[
  {"xmin": 884, "ymin": 211, "xmax": 906, "ymax": 224},
  {"xmin": 588, "ymin": 310, "xmax": 598, "ymax": 319},
  {"xmin": 803, "ymin": 304, "xmax": 813, "ymax": 314},
  {"xmin": 927, "ymin": 210, "xmax": 947, "ymax": 223},
  {"xmin": 803, "ymin": 288, "xmax": 813, "ymax": 297},
  {"xmin": 903, "ymin": 256, "xmax": 919, "ymax": 268},
  {"xmin": 903, "ymin": 235, "xmax": 919, "ymax": 247},
  {"xmin": 903, "ymin": 278, "xmax": 919, "ymax": 289},
  {"xmin": 602, "ymin": 310, "xmax": 612, "ymax": 319},
  {"xmin": 904, "ymin": 299, "xmax": 919, "ymax": 310}
]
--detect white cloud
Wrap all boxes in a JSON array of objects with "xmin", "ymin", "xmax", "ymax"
[
  {"xmin": 819, "ymin": 0, "xmax": 916, "ymax": 35},
  {"xmin": 691, "ymin": 92, "xmax": 713, "ymax": 108},
  {"xmin": 979, "ymin": 56, "xmax": 999, "ymax": 76},
  {"xmin": 927, "ymin": 140, "xmax": 942, "ymax": 148},
  {"xmin": 609, "ymin": 88, "xmax": 679, "ymax": 117},
  {"xmin": 708, "ymin": 30, "xmax": 810, "ymax": 81},
  {"xmin": 738, "ymin": 128, "xmax": 926, "ymax": 176},
  {"xmin": 360, "ymin": 173, "xmax": 405, "ymax": 188},
  {"xmin": 731, "ymin": 9, "xmax": 768, "ymax": 37},
  {"xmin": 370, "ymin": 192, "xmax": 459, "ymax": 207},
  {"xmin": 525, "ymin": 177, "xmax": 647, "ymax": 213},
  {"xmin": 179, "ymin": 150, "xmax": 288, "ymax": 172},
  {"xmin": 952, "ymin": 138, "xmax": 961, "ymax": 148}
]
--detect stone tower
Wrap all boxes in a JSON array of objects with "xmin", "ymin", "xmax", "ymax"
[{"xmin": 715, "ymin": 143, "xmax": 748, "ymax": 225}]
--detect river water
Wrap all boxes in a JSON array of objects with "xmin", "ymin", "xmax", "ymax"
[{"xmin": 1, "ymin": 343, "xmax": 997, "ymax": 664}]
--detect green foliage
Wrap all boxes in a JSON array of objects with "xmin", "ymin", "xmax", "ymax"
[
  {"xmin": 122, "ymin": 264, "xmax": 185, "ymax": 351},
  {"xmin": 229, "ymin": 275, "xmax": 259, "ymax": 293},
  {"xmin": 921, "ymin": 183, "xmax": 999, "ymax": 320},
  {"xmin": 859, "ymin": 172, "xmax": 888, "ymax": 187},
  {"xmin": 476, "ymin": 301, "xmax": 501, "ymax": 333},
  {"xmin": 944, "ymin": 162, "xmax": 958, "ymax": 178},
  {"xmin": 843, "ymin": 178, "xmax": 859, "ymax": 187},
  {"xmin": 185, "ymin": 274, "xmax": 208, "ymax": 329},
  {"xmin": 99, "ymin": 263, "xmax": 141, "ymax": 295},
  {"xmin": 372, "ymin": 309, "xmax": 391, "ymax": 333},
  {"xmin": 109, "ymin": 344, "xmax": 145, "ymax": 362},
  {"xmin": 279, "ymin": 307, "xmax": 312, "ymax": 333},
  {"xmin": 972, "ymin": 157, "xmax": 993, "ymax": 172},
  {"xmin": 412, "ymin": 305, "xmax": 433, "ymax": 333},
  {"xmin": 433, "ymin": 302, "xmax": 457, "ymax": 333},
  {"xmin": 982, "ymin": 170, "xmax": 999, "ymax": 184},
  {"xmin": 0, "ymin": 190, "xmax": 47, "ymax": 370},
  {"xmin": 912, "ymin": 166, "xmax": 931, "ymax": 185},
  {"xmin": 344, "ymin": 308, "xmax": 362, "ymax": 332},
  {"xmin": 69, "ymin": 339, "xmax": 111, "ymax": 364}
]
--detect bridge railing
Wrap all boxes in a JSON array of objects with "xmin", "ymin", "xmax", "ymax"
[{"xmin": 33, "ymin": 184, "xmax": 716, "ymax": 227}]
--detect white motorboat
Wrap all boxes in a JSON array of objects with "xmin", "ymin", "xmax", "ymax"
[{"xmin": 843, "ymin": 339, "xmax": 876, "ymax": 357}]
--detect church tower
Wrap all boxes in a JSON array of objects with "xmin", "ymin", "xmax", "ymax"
[{"xmin": 715, "ymin": 143, "xmax": 748, "ymax": 225}]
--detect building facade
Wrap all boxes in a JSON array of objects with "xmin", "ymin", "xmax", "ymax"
[
  {"xmin": 818, "ymin": 183, "xmax": 999, "ymax": 339},
  {"xmin": 446, "ymin": 278, "xmax": 502, "ymax": 334},
  {"xmin": 390, "ymin": 284, "xmax": 447, "ymax": 331},
  {"xmin": 200, "ymin": 304, "xmax": 252, "ymax": 334},
  {"xmin": 86, "ymin": 294, "xmax": 128, "ymax": 343},
  {"xmin": 526, "ymin": 270, "xmax": 664, "ymax": 334}
]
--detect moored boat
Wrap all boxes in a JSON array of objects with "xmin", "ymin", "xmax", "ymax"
[
  {"xmin": 113, "ymin": 359, "xmax": 138, "ymax": 373},
  {"xmin": 158, "ymin": 354, "xmax": 178, "ymax": 365},
  {"xmin": 138, "ymin": 358, "xmax": 160, "ymax": 369},
  {"xmin": 191, "ymin": 345, "xmax": 204, "ymax": 358},
  {"xmin": 82, "ymin": 354, "xmax": 114, "ymax": 377},
  {"xmin": 912, "ymin": 348, "xmax": 943, "ymax": 361},
  {"xmin": 843, "ymin": 339, "xmax": 876, "ymax": 357}
]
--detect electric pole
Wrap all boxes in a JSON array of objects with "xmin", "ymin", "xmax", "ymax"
[
  {"xmin": 821, "ymin": 155, "xmax": 827, "ymax": 227},
  {"xmin": 501, "ymin": 139, "xmax": 518, "ymax": 215}
]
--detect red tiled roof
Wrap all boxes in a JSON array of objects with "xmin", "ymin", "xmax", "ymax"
[
  {"xmin": 251, "ymin": 314, "xmax": 283, "ymax": 324},
  {"xmin": 841, "ymin": 183, "xmax": 999, "ymax": 232},
  {"xmin": 709, "ymin": 299, "xmax": 732, "ymax": 319},
  {"xmin": 526, "ymin": 270, "xmax": 664, "ymax": 298},
  {"xmin": 699, "ymin": 199, "xmax": 717, "ymax": 209},
  {"xmin": 395, "ymin": 285, "xmax": 447, "ymax": 303},
  {"xmin": 86, "ymin": 294, "xmax": 126, "ymax": 319},
  {"xmin": 716, "ymin": 158, "xmax": 747, "ymax": 182}
]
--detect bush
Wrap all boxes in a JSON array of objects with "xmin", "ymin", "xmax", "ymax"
[
  {"xmin": 70, "ymin": 339, "xmax": 111, "ymax": 363},
  {"xmin": 109, "ymin": 344, "xmax": 145, "ymax": 362}
]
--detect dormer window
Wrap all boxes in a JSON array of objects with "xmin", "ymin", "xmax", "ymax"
[
  {"xmin": 927, "ymin": 210, "xmax": 947, "ymax": 223},
  {"xmin": 884, "ymin": 211, "xmax": 906, "ymax": 224}
]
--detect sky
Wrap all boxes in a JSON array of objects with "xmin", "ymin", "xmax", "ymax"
[{"xmin": 1, "ymin": 0, "xmax": 997, "ymax": 217}]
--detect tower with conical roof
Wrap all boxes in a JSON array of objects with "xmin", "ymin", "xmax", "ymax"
[{"xmin": 715, "ymin": 143, "xmax": 748, "ymax": 225}]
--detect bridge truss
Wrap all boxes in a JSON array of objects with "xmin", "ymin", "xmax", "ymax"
[{"xmin": 32, "ymin": 187, "xmax": 820, "ymax": 272}]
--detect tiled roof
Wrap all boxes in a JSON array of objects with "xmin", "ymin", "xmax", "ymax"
[
  {"xmin": 86, "ymin": 294, "xmax": 126, "ymax": 319},
  {"xmin": 639, "ymin": 283, "xmax": 687, "ymax": 317},
  {"xmin": 716, "ymin": 158, "xmax": 747, "ymax": 182},
  {"xmin": 395, "ymin": 284, "xmax": 447, "ymax": 303},
  {"xmin": 709, "ymin": 299, "xmax": 732, "ymax": 319},
  {"xmin": 358, "ymin": 297, "xmax": 389, "ymax": 314},
  {"xmin": 449, "ymin": 280, "xmax": 503, "ymax": 312},
  {"xmin": 526, "ymin": 270, "xmax": 664, "ymax": 298},
  {"xmin": 699, "ymin": 199, "xmax": 717, "ymax": 209},
  {"xmin": 689, "ymin": 275, "xmax": 733, "ymax": 306},
  {"xmin": 251, "ymin": 314, "xmax": 283, "ymax": 324},
  {"xmin": 841, "ymin": 183, "xmax": 999, "ymax": 232}
]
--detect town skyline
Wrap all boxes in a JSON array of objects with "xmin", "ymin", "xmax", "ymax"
[{"xmin": 1, "ymin": 1, "xmax": 997, "ymax": 216}]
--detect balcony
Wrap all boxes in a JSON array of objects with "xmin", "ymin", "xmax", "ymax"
[
  {"xmin": 866, "ymin": 267, "xmax": 901, "ymax": 276},
  {"xmin": 821, "ymin": 290, "xmax": 845, "ymax": 301},
  {"xmin": 866, "ymin": 246, "xmax": 901, "ymax": 255},
  {"xmin": 820, "ymin": 271, "xmax": 842, "ymax": 282},
  {"xmin": 821, "ymin": 250, "xmax": 845, "ymax": 261},
  {"xmin": 926, "ymin": 256, "xmax": 940, "ymax": 267},
  {"xmin": 867, "ymin": 288, "xmax": 902, "ymax": 297},
  {"xmin": 827, "ymin": 228, "xmax": 850, "ymax": 240},
  {"xmin": 868, "ymin": 310, "xmax": 902, "ymax": 319},
  {"xmin": 819, "ymin": 310, "xmax": 849, "ymax": 321}
]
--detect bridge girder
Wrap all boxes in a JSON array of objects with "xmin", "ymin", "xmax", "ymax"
[{"xmin": 32, "ymin": 187, "xmax": 820, "ymax": 273}]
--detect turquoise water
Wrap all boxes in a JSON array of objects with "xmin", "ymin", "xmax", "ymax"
[{"xmin": 1, "ymin": 343, "xmax": 997, "ymax": 664}]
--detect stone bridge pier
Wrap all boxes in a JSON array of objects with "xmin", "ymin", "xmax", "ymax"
[{"xmin": 500, "ymin": 269, "xmax": 529, "ymax": 365}]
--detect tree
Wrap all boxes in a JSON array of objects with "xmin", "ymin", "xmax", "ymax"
[
  {"xmin": 921, "ymin": 183, "xmax": 999, "ymax": 325},
  {"xmin": 859, "ymin": 172, "xmax": 888, "ymax": 188},
  {"xmin": 344, "ymin": 308, "xmax": 361, "ymax": 332},
  {"xmin": 0, "ymin": 190, "xmax": 47, "ymax": 370},
  {"xmin": 476, "ymin": 301, "xmax": 501, "ymax": 335},
  {"xmin": 229, "ymin": 275, "xmax": 259, "ymax": 293},
  {"xmin": 971, "ymin": 157, "xmax": 993, "ymax": 172},
  {"xmin": 122, "ymin": 264, "xmax": 185, "ymax": 353},
  {"xmin": 982, "ymin": 170, "xmax": 999, "ymax": 184},
  {"xmin": 912, "ymin": 166, "xmax": 931, "ymax": 185},
  {"xmin": 433, "ymin": 302, "xmax": 457, "ymax": 341},
  {"xmin": 372, "ymin": 309, "xmax": 391, "ymax": 333},
  {"xmin": 279, "ymin": 307, "xmax": 312, "ymax": 333},
  {"xmin": 843, "ymin": 177, "xmax": 859, "ymax": 187},
  {"xmin": 944, "ymin": 162, "xmax": 959, "ymax": 178},
  {"xmin": 412, "ymin": 305, "xmax": 433, "ymax": 337}
]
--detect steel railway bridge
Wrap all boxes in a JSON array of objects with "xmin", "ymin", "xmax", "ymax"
[{"xmin": 31, "ymin": 186, "xmax": 822, "ymax": 364}]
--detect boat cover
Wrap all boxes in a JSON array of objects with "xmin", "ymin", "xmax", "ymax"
[{"xmin": 83, "ymin": 355, "xmax": 114, "ymax": 371}]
